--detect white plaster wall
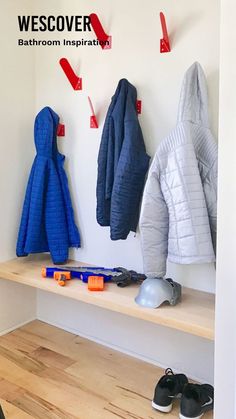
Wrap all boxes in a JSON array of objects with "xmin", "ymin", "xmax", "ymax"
[
  {"xmin": 34, "ymin": 0, "xmax": 219, "ymax": 293},
  {"xmin": 214, "ymin": 0, "xmax": 236, "ymax": 417},
  {"xmin": 33, "ymin": 0, "xmax": 219, "ymax": 384},
  {"xmin": 0, "ymin": 0, "xmax": 37, "ymax": 332}
]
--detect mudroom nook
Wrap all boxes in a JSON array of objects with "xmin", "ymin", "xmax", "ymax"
[{"xmin": 0, "ymin": 0, "xmax": 234, "ymax": 418}]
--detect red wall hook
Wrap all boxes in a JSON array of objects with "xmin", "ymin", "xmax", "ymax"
[
  {"xmin": 160, "ymin": 12, "xmax": 171, "ymax": 53},
  {"xmin": 89, "ymin": 13, "xmax": 112, "ymax": 50},
  {"xmin": 136, "ymin": 100, "xmax": 142, "ymax": 114},
  {"xmin": 59, "ymin": 58, "xmax": 82, "ymax": 90},
  {"xmin": 88, "ymin": 96, "xmax": 99, "ymax": 128},
  {"xmin": 57, "ymin": 123, "xmax": 65, "ymax": 136}
]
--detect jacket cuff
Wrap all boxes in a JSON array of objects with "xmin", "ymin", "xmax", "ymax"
[{"xmin": 146, "ymin": 272, "xmax": 164, "ymax": 279}]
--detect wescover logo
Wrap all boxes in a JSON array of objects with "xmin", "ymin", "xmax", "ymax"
[{"xmin": 17, "ymin": 15, "xmax": 109, "ymax": 47}]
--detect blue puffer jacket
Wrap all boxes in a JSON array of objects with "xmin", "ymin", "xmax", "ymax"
[
  {"xmin": 16, "ymin": 107, "xmax": 80, "ymax": 264},
  {"xmin": 96, "ymin": 79, "xmax": 150, "ymax": 240}
]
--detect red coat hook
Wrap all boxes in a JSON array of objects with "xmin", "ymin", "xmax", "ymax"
[
  {"xmin": 57, "ymin": 123, "xmax": 65, "ymax": 136},
  {"xmin": 59, "ymin": 58, "xmax": 82, "ymax": 90},
  {"xmin": 136, "ymin": 100, "xmax": 142, "ymax": 114},
  {"xmin": 89, "ymin": 13, "xmax": 112, "ymax": 50},
  {"xmin": 88, "ymin": 96, "xmax": 99, "ymax": 128},
  {"xmin": 160, "ymin": 12, "xmax": 171, "ymax": 53}
]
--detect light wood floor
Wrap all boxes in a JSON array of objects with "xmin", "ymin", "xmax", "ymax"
[{"xmin": 0, "ymin": 321, "xmax": 213, "ymax": 419}]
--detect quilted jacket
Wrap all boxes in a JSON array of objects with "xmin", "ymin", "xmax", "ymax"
[
  {"xmin": 16, "ymin": 107, "xmax": 80, "ymax": 264},
  {"xmin": 96, "ymin": 78, "xmax": 150, "ymax": 240},
  {"xmin": 139, "ymin": 62, "xmax": 218, "ymax": 278}
]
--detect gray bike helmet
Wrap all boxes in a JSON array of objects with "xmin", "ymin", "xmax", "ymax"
[{"xmin": 135, "ymin": 278, "xmax": 182, "ymax": 308}]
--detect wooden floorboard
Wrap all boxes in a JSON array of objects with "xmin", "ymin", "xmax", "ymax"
[{"xmin": 0, "ymin": 320, "xmax": 213, "ymax": 419}]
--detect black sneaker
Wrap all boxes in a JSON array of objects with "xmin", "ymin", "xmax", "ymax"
[
  {"xmin": 180, "ymin": 383, "xmax": 214, "ymax": 419},
  {"xmin": 0, "ymin": 405, "xmax": 5, "ymax": 419},
  {"xmin": 152, "ymin": 368, "xmax": 188, "ymax": 413}
]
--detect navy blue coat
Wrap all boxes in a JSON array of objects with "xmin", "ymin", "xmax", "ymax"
[
  {"xmin": 16, "ymin": 107, "xmax": 80, "ymax": 264},
  {"xmin": 96, "ymin": 79, "xmax": 150, "ymax": 240}
]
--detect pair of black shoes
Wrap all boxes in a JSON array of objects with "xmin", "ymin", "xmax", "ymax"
[{"xmin": 152, "ymin": 368, "xmax": 214, "ymax": 419}]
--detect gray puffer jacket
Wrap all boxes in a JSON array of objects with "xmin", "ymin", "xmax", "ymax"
[{"xmin": 139, "ymin": 62, "xmax": 218, "ymax": 278}]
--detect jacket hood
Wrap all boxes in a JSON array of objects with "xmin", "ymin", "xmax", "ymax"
[
  {"xmin": 34, "ymin": 106, "xmax": 60, "ymax": 157},
  {"xmin": 177, "ymin": 62, "xmax": 209, "ymax": 128}
]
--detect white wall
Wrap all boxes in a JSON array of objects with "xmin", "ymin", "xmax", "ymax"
[
  {"xmin": 0, "ymin": 0, "xmax": 36, "ymax": 332},
  {"xmin": 214, "ymin": 0, "xmax": 236, "ymax": 417},
  {"xmin": 34, "ymin": 0, "xmax": 219, "ymax": 293},
  {"xmin": 32, "ymin": 0, "xmax": 219, "ymax": 383}
]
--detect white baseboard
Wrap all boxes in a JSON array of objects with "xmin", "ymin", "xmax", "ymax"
[
  {"xmin": 0, "ymin": 316, "xmax": 37, "ymax": 336},
  {"xmin": 37, "ymin": 314, "xmax": 211, "ymax": 384},
  {"xmin": 37, "ymin": 314, "xmax": 170, "ymax": 373}
]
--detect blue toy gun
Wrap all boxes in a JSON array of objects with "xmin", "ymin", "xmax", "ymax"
[
  {"xmin": 42, "ymin": 266, "xmax": 117, "ymax": 282},
  {"xmin": 42, "ymin": 266, "xmax": 146, "ymax": 287}
]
